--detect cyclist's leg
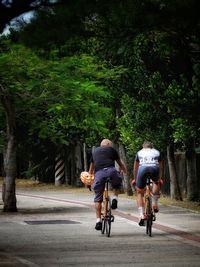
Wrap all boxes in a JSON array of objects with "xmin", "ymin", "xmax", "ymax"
[
  {"xmin": 150, "ymin": 167, "xmax": 160, "ymax": 212},
  {"xmin": 136, "ymin": 167, "xmax": 147, "ymax": 225},
  {"xmin": 93, "ymin": 170, "xmax": 106, "ymax": 230},
  {"xmin": 136, "ymin": 188, "xmax": 146, "ymax": 226},
  {"xmin": 108, "ymin": 167, "xmax": 123, "ymax": 209},
  {"xmin": 152, "ymin": 183, "xmax": 160, "ymax": 212}
]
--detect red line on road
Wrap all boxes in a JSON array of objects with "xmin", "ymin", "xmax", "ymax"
[
  {"xmin": 18, "ymin": 192, "xmax": 93, "ymax": 208},
  {"xmin": 115, "ymin": 210, "xmax": 200, "ymax": 243},
  {"xmin": 18, "ymin": 193, "xmax": 200, "ymax": 243},
  {"xmin": 153, "ymin": 223, "xmax": 200, "ymax": 242}
]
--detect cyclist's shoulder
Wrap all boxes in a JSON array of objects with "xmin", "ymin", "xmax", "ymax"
[
  {"xmin": 138, "ymin": 148, "xmax": 160, "ymax": 156},
  {"xmin": 93, "ymin": 146, "xmax": 116, "ymax": 154},
  {"xmin": 152, "ymin": 148, "xmax": 160, "ymax": 154}
]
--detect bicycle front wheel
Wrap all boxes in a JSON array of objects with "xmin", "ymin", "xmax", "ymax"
[
  {"xmin": 105, "ymin": 197, "xmax": 112, "ymax": 237},
  {"xmin": 145, "ymin": 197, "xmax": 153, "ymax": 237}
]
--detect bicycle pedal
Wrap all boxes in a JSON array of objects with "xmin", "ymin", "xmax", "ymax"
[{"xmin": 111, "ymin": 215, "xmax": 114, "ymax": 222}]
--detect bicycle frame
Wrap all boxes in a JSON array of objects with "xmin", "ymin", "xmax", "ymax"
[
  {"xmin": 103, "ymin": 179, "xmax": 109, "ymax": 216},
  {"xmin": 101, "ymin": 178, "xmax": 114, "ymax": 237}
]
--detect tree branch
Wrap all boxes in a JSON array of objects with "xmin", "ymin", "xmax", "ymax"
[{"xmin": 0, "ymin": 0, "xmax": 62, "ymax": 33}]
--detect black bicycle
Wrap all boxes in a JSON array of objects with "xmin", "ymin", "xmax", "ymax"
[{"xmin": 101, "ymin": 178, "xmax": 114, "ymax": 237}]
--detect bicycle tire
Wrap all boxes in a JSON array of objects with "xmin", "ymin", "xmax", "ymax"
[
  {"xmin": 145, "ymin": 197, "xmax": 153, "ymax": 237},
  {"xmin": 101, "ymin": 193, "xmax": 108, "ymax": 234},
  {"xmin": 101, "ymin": 200, "xmax": 107, "ymax": 235},
  {"xmin": 146, "ymin": 215, "xmax": 152, "ymax": 237},
  {"xmin": 101, "ymin": 217, "xmax": 106, "ymax": 234},
  {"xmin": 105, "ymin": 197, "xmax": 112, "ymax": 237}
]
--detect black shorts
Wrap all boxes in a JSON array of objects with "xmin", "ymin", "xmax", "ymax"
[
  {"xmin": 136, "ymin": 166, "xmax": 159, "ymax": 189},
  {"xmin": 92, "ymin": 167, "xmax": 122, "ymax": 202}
]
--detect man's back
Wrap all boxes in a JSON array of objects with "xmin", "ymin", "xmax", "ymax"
[
  {"xmin": 92, "ymin": 146, "xmax": 119, "ymax": 172},
  {"xmin": 136, "ymin": 148, "xmax": 161, "ymax": 167}
]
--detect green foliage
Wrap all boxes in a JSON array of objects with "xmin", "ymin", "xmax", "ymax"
[
  {"xmin": 165, "ymin": 65, "xmax": 200, "ymax": 146},
  {"xmin": 116, "ymin": 25, "xmax": 200, "ymax": 153},
  {"xmin": 2, "ymin": 0, "xmax": 200, "ymax": 157},
  {"xmin": 29, "ymin": 54, "xmax": 118, "ymax": 145},
  {"xmin": 0, "ymin": 41, "xmax": 125, "ymax": 148}
]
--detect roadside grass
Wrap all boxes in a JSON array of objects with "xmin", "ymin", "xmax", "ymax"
[
  {"xmin": 159, "ymin": 195, "xmax": 200, "ymax": 213},
  {"xmin": 1, "ymin": 178, "xmax": 200, "ymax": 213},
  {"xmin": 120, "ymin": 191, "xmax": 200, "ymax": 213}
]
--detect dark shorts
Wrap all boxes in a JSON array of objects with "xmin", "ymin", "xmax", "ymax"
[
  {"xmin": 136, "ymin": 165, "xmax": 159, "ymax": 189},
  {"xmin": 92, "ymin": 167, "xmax": 123, "ymax": 202}
]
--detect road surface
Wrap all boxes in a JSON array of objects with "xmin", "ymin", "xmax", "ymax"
[{"xmin": 0, "ymin": 188, "xmax": 200, "ymax": 267}]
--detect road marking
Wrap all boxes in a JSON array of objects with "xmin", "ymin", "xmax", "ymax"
[
  {"xmin": 114, "ymin": 209, "xmax": 200, "ymax": 246},
  {"xmin": 17, "ymin": 193, "xmax": 200, "ymax": 246},
  {"xmin": 0, "ymin": 252, "xmax": 40, "ymax": 267}
]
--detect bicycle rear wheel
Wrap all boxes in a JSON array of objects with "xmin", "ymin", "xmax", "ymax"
[
  {"xmin": 145, "ymin": 197, "xmax": 153, "ymax": 237},
  {"xmin": 101, "ymin": 200, "xmax": 107, "ymax": 235},
  {"xmin": 146, "ymin": 214, "xmax": 153, "ymax": 237},
  {"xmin": 101, "ymin": 217, "xmax": 106, "ymax": 234},
  {"xmin": 105, "ymin": 197, "xmax": 112, "ymax": 237}
]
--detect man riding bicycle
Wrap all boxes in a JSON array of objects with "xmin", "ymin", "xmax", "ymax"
[
  {"xmin": 132, "ymin": 141, "xmax": 163, "ymax": 226},
  {"xmin": 89, "ymin": 139, "xmax": 127, "ymax": 231}
]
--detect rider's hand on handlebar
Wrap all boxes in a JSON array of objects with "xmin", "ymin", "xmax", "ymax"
[
  {"xmin": 159, "ymin": 178, "xmax": 164, "ymax": 185},
  {"xmin": 131, "ymin": 178, "xmax": 136, "ymax": 185}
]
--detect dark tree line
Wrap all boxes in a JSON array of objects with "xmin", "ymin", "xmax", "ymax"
[{"xmin": 0, "ymin": 0, "xmax": 200, "ymax": 211}]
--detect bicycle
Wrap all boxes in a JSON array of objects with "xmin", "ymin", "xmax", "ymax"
[
  {"xmin": 101, "ymin": 177, "xmax": 115, "ymax": 237},
  {"xmin": 144, "ymin": 175, "xmax": 156, "ymax": 237}
]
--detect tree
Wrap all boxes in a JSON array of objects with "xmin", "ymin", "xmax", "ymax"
[
  {"xmin": 0, "ymin": 85, "xmax": 17, "ymax": 211},
  {"xmin": 1, "ymin": 0, "xmax": 200, "ymax": 203},
  {"xmin": 0, "ymin": 38, "xmax": 125, "ymax": 210},
  {"xmin": 0, "ymin": 40, "xmax": 48, "ymax": 210},
  {"xmin": 0, "ymin": 0, "xmax": 65, "ymax": 33},
  {"xmin": 117, "ymin": 29, "xmax": 200, "ymax": 199}
]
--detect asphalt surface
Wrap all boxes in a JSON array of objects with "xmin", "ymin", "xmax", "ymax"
[{"xmin": 0, "ymin": 188, "xmax": 200, "ymax": 267}]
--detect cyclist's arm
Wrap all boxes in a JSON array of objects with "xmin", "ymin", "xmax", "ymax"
[
  {"xmin": 88, "ymin": 162, "xmax": 94, "ymax": 176},
  {"xmin": 159, "ymin": 160, "xmax": 163, "ymax": 179},
  {"xmin": 133, "ymin": 160, "xmax": 139, "ymax": 179},
  {"xmin": 116, "ymin": 159, "xmax": 127, "ymax": 175}
]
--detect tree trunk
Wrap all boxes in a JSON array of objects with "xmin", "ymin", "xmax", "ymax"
[
  {"xmin": 83, "ymin": 143, "xmax": 88, "ymax": 171},
  {"xmin": 118, "ymin": 143, "xmax": 133, "ymax": 196},
  {"xmin": 55, "ymin": 147, "xmax": 65, "ymax": 186},
  {"xmin": 0, "ymin": 88, "xmax": 17, "ymax": 212},
  {"xmin": 74, "ymin": 142, "xmax": 83, "ymax": 186},
  {"xmin": 64, "ymin": 147, "xmax": 71, "ymax": 186},
  {"xmin": 185, "ymin": 141, "xmax": 199, "ymax": 201},
  {"xmin": 70, "ymin": 145, "xmax": 76, "ymax": 185},
  {"xmin": 3, "ymin": 134, "xmax": 17, "ymax": 211},
  {"xmin": 167, "ymin": 143, "xmax": 182, "ymax": 200}
]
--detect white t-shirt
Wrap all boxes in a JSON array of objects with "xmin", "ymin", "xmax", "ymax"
[{"xmin": 135, "ymin": 148, "xmax": 161, "ymax": 167}]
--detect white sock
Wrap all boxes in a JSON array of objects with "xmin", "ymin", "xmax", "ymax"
[
  {"xmin": 96, "ymin": 218, "xmax": 101, "ymax": 223},
  {"xmin": 138, "ymin": 207, "xmax": 144, "ymax": 219},
  {"xmin": 152, "ymin": 195, "xmax": 159, "ymax": 205},
  {"xmin": 112, "ymin": 195, "xmax": 118, "ymax": 201}
]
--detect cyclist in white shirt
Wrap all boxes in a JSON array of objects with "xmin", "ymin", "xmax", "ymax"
[{"xmin": 132, "ymin": 141, "xmax": 163, "ymax": 226}]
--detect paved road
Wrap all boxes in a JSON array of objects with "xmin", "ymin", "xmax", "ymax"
[{"xmin": 0, "ymin": 188, "xmax": 200, "ymax": 267}]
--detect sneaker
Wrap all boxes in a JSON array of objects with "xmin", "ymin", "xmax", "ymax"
[
  {"xmin": 95, "ymin": 221, "xmax": 102, "ymax": 231},
  {"xmin": 111, "ymin": 199, "xmax": 118, "ymax": 209},
  {"xmin": 153, "ymin": 205, "xmax": 159, "ymax": 213},
  {"xmin": 138, "ymin": 218, "xmax": 145, "ymax": 226}
]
